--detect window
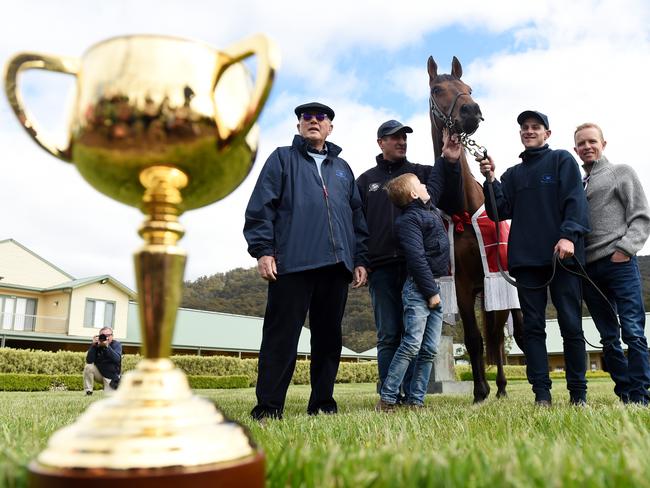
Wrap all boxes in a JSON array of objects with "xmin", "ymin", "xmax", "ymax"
[
  {"xmin": 84, "ymin": 299, "xmax": 116, "ymax": 328},
  {"xmin": 0, "ymin": 295, "xmax": 37, "ymax": 331}
]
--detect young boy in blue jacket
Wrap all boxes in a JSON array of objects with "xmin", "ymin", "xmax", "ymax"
[{"xmin": 378, "ymin": 173, "xmax": 450, "ymax": 409}]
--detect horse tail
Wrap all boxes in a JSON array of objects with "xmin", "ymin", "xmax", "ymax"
[{"xmin": 483, "ymin": 310, "xmax": 506, "ymax": 366}]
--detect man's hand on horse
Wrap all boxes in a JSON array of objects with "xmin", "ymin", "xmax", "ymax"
[
  {"xmin": 554, "ymin": 239, "xmax": 575, "ymax": 260},
  {"xmin": 442, "ymin": 128, "xmax": 462, "ymax": 162},
  {"xmin": 352, "ymin": 266, "xmax": 368, "ymax": 288},
  {"xmin": 257, "ymin": 255, "xmax": 277, "ymax": 281},
  {"xmin": 479, "ymin": 155, "xmax": 495, "ymax": 182}
]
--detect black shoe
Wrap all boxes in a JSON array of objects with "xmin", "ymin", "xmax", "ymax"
[
  {"xmin": 307, "ymin": 407, "xmax": 337, "ymax": 416},
  {"xmin": 250, "ymin": 406, "xmax": 282, "ymax": 421},
  {"xmin": 569, "ymin": 396, "xmax": 587, "ymax": 407},
  {"xmin": 307, "ymin": 399, "xmax": 338, "ymax": 416},
  {"xmin": 85, "ymin": 391, "xmax": 93, "ymax": 396},
  {"xmin": 628, "ymin": 395, "xmax": 649, "ymax": 406}
]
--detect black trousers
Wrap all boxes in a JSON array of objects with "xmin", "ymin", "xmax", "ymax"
[
  {"xmin": 512, "ymin": 265, "xmax": 587, "ymax": 402},
  {"xmin": 253, "ymin": 264, "xmax": 350, "ymax": 416}
]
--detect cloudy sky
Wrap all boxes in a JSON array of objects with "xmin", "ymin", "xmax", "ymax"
[{"xmin": 1, "ymin": 0, "xmax": 649, "ymax": 289}]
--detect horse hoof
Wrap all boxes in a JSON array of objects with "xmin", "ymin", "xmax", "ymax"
[
  {"xmin": 496, "ymin": 391, "xmax": 508, "ymax": 399},
  {"xmin": 472, "ymin": 395, "xmax": 488, "ymax": 404}
]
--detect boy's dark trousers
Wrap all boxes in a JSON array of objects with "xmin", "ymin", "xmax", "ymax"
[
  {"xmin": 512, "ymin": 265, "xmax": 587, "ymax": 403},
  {"xmin": 252, "ymin": 263, "xmax": 349, "ymax": 418}
]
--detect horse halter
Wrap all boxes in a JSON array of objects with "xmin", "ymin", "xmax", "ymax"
[
  {"xmin": 429, "ymin": 88, "xmax": 488, "ymax": 160},
  {"xmin": 429, "ymin": 89, "xmax": 471, "ymax": 133}
]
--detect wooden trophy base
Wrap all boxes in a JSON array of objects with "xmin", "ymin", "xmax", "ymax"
[{"xmin": 29, "ymin": 451, "xmax": 265, "ymax": 488}]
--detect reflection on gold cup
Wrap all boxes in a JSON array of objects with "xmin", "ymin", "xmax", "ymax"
[{"xmin": 4, "ymin": 34, "xmax": 279, "ymax": 486}]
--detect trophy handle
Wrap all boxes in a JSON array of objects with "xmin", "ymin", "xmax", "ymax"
[
  {"xmin": 4, "ymin": 52, "xmax": 80, "ymax": 162},
  {"xmin": 215, "ymin": 34, "xmax": 280, "ymax": 144}
]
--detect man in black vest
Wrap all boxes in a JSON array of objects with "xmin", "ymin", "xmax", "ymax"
[{"xmin": 356, "ymin": 120, "xmax": 462, "ymax": 397}]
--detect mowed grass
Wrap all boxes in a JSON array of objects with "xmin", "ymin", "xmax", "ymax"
[{"xmin": 2, "ymin": 379, "xmax": 650, "ymax": 487}]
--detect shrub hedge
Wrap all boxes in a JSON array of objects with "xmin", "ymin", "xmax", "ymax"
[
  {"xmin": 187, "ymin": 375, "xmax": 250, "ymax": 389},
  {"xmin": 456, "ymin": 364, "xmax": 611, "ymax": 381},
  {"xmin": 0, "ymin": 348, "xmax": 379, "ymax": 386},
  {"xmin": 0, "ymin": 349, "xmax": 614, "ymax": 388},
  {"xmin": 0, "ymin": 374, "xmax": 84, "ymax": 392},
  {"xmin": 0, "ymin": 373, "xmax": 252, "ymax": 391}
]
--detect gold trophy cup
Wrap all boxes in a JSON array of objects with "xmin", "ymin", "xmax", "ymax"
[{"xmin": 4, "ymin": 34, "xmax": 279, "ymax": 486}]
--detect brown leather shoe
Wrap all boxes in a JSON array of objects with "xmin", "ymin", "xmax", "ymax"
[
  {"xmin": 375, "ymin": 399, "xmax": 397, "ymax": 412},
  {"xmin": 403, "ymin": 403, "xmax": 426, "ymax": 410}
]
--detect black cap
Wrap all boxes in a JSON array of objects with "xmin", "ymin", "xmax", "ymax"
[
  {"xmin": 294, "ymin": 102, "xmax": 335, "ymax": 120},
  {"xmin": 517, "ymin": 110, "xmax": 549, "ymax": 129},
  {"xmin": 377, "ymin": 119, "xmax": 413, "ymax": 139}
]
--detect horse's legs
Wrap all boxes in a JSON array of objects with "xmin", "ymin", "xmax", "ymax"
[
  {"xmin": 457, "ymin": 287, "xmax": 489, "ymax": 403},
  {"xmin": 511, "ymin": 309, "xmax": 525, "ymax": 352},
  {"xmin": 485, "ymin": 310, "xmax": 509, "ymax": 398}
]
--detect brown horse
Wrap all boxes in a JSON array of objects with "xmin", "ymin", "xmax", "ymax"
[{"xmin": 427, "ymin": 56, "xmax": 524, "ymax": 403}]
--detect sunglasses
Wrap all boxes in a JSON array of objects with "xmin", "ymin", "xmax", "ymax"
[{"xmin": 301, "ymin": 113, "xmax": 328, "ymax": 122}]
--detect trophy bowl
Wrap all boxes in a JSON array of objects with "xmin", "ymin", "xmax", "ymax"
[{"xmin": 4, "ymin": 33, "xmax": 279, "ymax": 487}]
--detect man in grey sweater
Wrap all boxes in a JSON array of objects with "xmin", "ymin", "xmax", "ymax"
[{"xmin": 575, "ymin": 122, "xmax": 650, "ymax": 405}]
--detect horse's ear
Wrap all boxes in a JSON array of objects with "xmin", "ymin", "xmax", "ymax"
[
  {"xmin": 427, "ymin": 56, "xmax": 438, "ymax": 82},
  {"xmin": 451, "ymin": 56, "xmax": 463, "ymax": 79}
]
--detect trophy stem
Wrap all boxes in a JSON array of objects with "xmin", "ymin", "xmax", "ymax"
[
  {"xmin": 135, "ymin": 165, "xmax": 188, "ymax": 359},
  {"xmin": 30, "ymin": 164, "xmax": 264, "ymax": 482}
]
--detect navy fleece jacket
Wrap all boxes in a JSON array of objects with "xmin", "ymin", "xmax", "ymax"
[{"xmin": 483, "ymin": 144, "xmax": 590, "ymax": 269}]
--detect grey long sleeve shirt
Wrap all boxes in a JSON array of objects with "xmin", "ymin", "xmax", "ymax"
[{"xmin": 584, "ymin": 156, "xmax": 650, "ymax": 263}]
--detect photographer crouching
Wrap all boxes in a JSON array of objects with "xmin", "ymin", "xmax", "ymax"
[{"xmin": 84, "ymin": 327, "xmax": 122, "ymax": 395}]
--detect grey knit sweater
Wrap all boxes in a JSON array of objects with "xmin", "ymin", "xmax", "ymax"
[{"xmin": 584, "ymin": 156, "xmax": 650, "ymax": 263}]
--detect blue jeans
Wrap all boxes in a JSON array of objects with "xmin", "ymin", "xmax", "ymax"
[
  {"xmin": 512, "ymin": 265, "xmax": 587, "ymax": 402},
  {"xmin": 380, "ymin": 276, "xmax": 443, "ymax": 405},
  {"xmin": 368, "ymin": 263, "xmax": 413, "ymax": 396},
  {"xmin": 583, "ymin": 255, "xmax": 650, "ymax": 403}
]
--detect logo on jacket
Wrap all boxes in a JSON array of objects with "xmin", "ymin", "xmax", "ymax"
[
  {"xmin": 540, "ymin": 174, "xmax": 555, "ymax": 184},
  {"xmin": 335, "ymin": 169, "xmax": 349, "ymax": 181},
  {"xmin": 368, "ymin": 183, "xmax": 381, "ymax": 192}
]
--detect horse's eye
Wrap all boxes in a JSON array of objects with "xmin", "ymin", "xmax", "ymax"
[{"xmin": 432, "ymin": 86, "xmax": 441, "ymax": 95}]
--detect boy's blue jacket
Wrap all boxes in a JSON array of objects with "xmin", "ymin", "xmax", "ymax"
[
  {"xmin": 483, "ymin": 144, "xmax": 590, "ymax": 269},
  {"xmin": 244, "ymin": 135, "xmax": 369, "ymax": 276},
  {"xmin": 394, "ymin": 199, "xmax": 450, "ymax": 299}
]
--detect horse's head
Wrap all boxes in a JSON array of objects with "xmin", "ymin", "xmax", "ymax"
[{"xmin": 427, "ymin": 56, "xmax": 483, "ymax": 137}]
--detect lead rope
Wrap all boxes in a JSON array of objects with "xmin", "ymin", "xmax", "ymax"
[{"xmin": 464, "ymin": 137, "xmax": 615, "ymax": 350}]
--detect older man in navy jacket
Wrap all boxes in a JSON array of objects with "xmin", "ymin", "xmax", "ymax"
[{"xmin": 244, "ymin": 102, "xmax": 369, "ymax": 420}]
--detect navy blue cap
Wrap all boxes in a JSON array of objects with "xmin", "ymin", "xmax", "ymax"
[
  {"xmin": 517, "ymin": 110, "xmax": 549, "ymax": 129},
  {"xmin": 377, "ymin": 119, "xmax": 413, "ymax": 139},
  {"xmin": 294, "ymin": 102, "xmax": 335, "ymax": 120}
]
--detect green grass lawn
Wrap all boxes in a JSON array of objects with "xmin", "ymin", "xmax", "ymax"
[{"xmin": 2, "ymin": 379, "xmax": 650, "ymax": 487}]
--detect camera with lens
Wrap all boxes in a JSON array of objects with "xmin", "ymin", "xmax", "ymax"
[{"xmin": 98, "ymin": 333, "xmax": 108, "ymax": 341}]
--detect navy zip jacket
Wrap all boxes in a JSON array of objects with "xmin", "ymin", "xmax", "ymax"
[
  {"xmin": 86, "ymin": 340, "xmax": 122, "ymax": 380},
  {"xmin": 356, "ymin": 155, "xmax": 462, "ymax": 270},
  {"xmin": 394, "ymin": 198, "xmax": 450, "ymax": 299},
  {"xmin": 244, "ymin": 135, "xmax": 369, "ymax": 276},
  {"xmin": 483, "ymin": 144, "xmax": 590, "ymax": 269}
]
